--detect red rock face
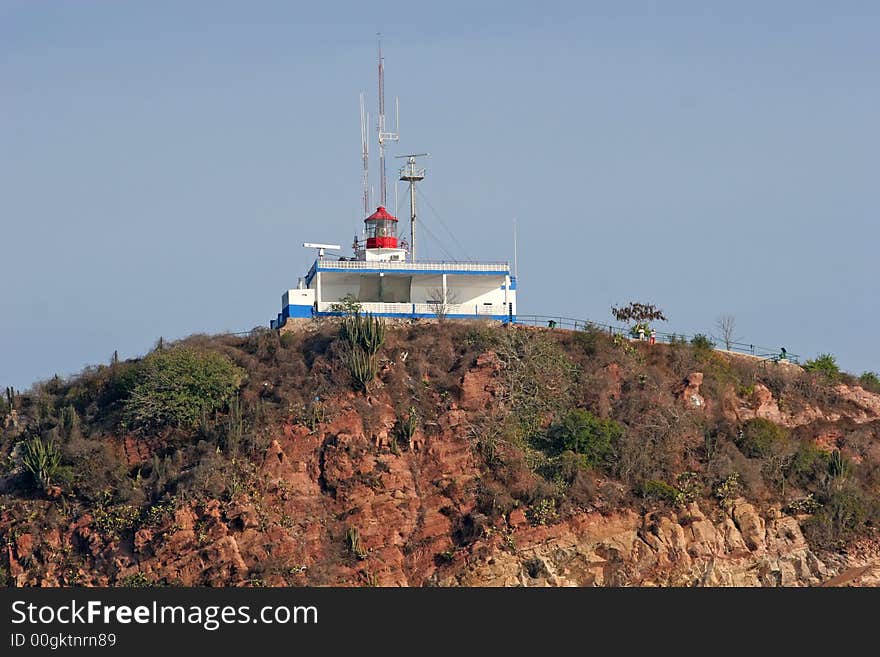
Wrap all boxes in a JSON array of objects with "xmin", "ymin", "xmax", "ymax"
[
  {"xmin": 4, "ymin": 347, "xmax": 880, "ymax": 587},
  {"xmin": 459, "ymin": 351, "xmax": 500, "ymax": 411}
]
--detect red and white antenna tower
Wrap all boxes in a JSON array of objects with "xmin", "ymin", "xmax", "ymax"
[
  {"xmin": 376, "ymin": 37, "xmax": 399, "ymax": 207},
  {"xmin": 359, "ymin": 92, "xmax": 370, "ymax": 215}
]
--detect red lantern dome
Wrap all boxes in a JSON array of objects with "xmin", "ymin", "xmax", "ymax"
[{"xmin": 364, "ymin": 206, "xmax": 399, "ymax": 249}]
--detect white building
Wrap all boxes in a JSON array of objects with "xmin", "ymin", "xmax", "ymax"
[{"xmin": 271, "ymin": 205, "xmax": 517, "ymax": 327}]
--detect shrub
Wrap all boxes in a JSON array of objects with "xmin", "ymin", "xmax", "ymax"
[
  {"xmin": 786, "ymin": 494, "xmax": 820, "ymax": 515},
  {"xmin": 526, "ymin": 498, "xmax": 558, "ymax": 525},
  {"xmin": 118, "ymin": 572, "xmax": 155, "ymax": 587},
  {"xmin": 544, "ymin": 409, "xmax": 623, "ymax": 468},
  {"xmin": 803, "ymin": 354, "xmax": 840, "ymax": 380},
  {"xmin": 791, "ymin": 441, "xmax": 830, "ymax": 483},
  {"xmin": 395, "ymin": 407, "xmax": 419, "ymax": 447},
  {"xmin": 675, "ymin": 472, "xmax": 702, "ymax": 504},
  {"xmin": 714, "ymin": 472, "xmax": 741, "ymax": 509},
  {"xmin": 858, "ymin": 371, "xmax": 880, "ymax": 391},
  {"xmin": 123, "ymin": 348, "xmax": 245, "ymax": 430},
  {"xmin": 20, "ymin": 436, "xmax": 62, "ymax": 492},
  {"xmin": 736, "ymin": 418, "xmax": 789, "ymax": 458},
  {"xmin": 491, "ymin": 329, "xmax": 579, "ymax": 437},
  {"xmin": 690, "ymin": 333, "xmax": 715, "ymax": 355},
  {"xmin": 640, "ymin": 479, "xmax": 683, "ymax": 505},
  {"xmin": 803, "ymin": 487, "xmax": 880, "ymax": 550}
]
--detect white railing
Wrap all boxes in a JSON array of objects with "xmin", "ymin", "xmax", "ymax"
[
  {"xmin": 316, "ymin": 301, "xmax": 409, "ymax": 314},
  {"xmin": 317, "ymin": 301, "xmax": 509, "ymax": 316},
  {"xmin": 317, "ymin": 259, "xmax": 509, "ymax": 273}
]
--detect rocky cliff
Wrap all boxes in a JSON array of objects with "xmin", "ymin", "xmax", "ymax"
[{"xmin": 2, "ymin": 322, "xmax": 879, "ymax": 586}]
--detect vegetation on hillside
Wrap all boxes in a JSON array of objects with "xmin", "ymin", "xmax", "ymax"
[{"xmin": 0, "ymin": 318, "xmax": 878, "ymax": 586}]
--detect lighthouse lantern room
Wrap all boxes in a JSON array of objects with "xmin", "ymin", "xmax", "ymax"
[{"xmin": 360, "ymin": 206, "xmax": 407, "ymax": 261}]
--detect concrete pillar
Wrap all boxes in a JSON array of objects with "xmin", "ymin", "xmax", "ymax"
[
  {"xmin": 442, "ymin": 273, "xmax": 447, "ymax": 307},
  {"xmin": 316, "ymin": 272, "xmax": 322, "ymax": 310}
]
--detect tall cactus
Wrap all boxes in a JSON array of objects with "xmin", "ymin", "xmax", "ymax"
[
  {"xmin": 339, "ymin": 311, "xmax": 384, "ymax": 392},
  {"xmin": 346, "ymin": 526, "xmax": 367, "ymax": 559},
  {"xmin": 828, "ymin": 449, "xmax": 849, "ymax": 480},
  {"xmin": 344, "ymin": 347, "xmax": 379, "ymax": 392},
  {"xmin": 361, "ymin": 313, "xmax": 386, "ymax": 356},
  {"xmin": 340, "ymin": 312, "xmax": 385, "ymax": 356}
]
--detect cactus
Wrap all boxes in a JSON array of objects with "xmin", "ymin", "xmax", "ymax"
[
  {"xmin": 224, "ymin": 395, "xmax": 244, "ymax": 455},
  {"xmin": 5, "ymin": 386, "xmax": 15, "ymax": 410},
  {"xmin": 360, "ymin": 313, "xmax": 386, "ymax": 356},
  {"xmin": 396, "ymin": 406, "xmax": 419, "ymax": 447},
  {"xmin": 21, "ymin": 436, "xmax": 62, "ymax": 493},
  {"xmin": 340, "ymin": 312, "xmax": 385, "ymax": 356},
  {"xmin": 828, "ymin": 450, "xmax": 849, "ymax": 480},
  {"xmin": 346, "ymin": 526, "xmax": 367, "ymax": 559},
  {"xmin": 343, "ymin": 347, "xmax": 379, "ymax": 392},
  {"xmin": 60, "ymin": 405, "xmax": 80, "ymax": 439}
]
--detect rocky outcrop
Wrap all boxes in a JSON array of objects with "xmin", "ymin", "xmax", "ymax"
[
  {"xmin": 438, "ymin": 499, "xmax": 865, "ymax": 587},
  {"xmin": 734, "ymin": 381, "xmax": 880, "ymax": 429},
  {"xmin": 676, "ymin": 372, "xmax": 705, "ymax": 409}
]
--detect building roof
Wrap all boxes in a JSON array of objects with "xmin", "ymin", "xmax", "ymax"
[{"xmin": 365, "ymin": 206, "xmax": 398, "ymax": 222}]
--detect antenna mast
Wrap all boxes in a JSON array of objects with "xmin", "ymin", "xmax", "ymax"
[
  {"xmin": 377, "ymin": 37, "xmax": 399, "ymax": 207},
  {"xmin": 359, "ymin": 92, "xmax": 370, "ymax": 215},
  {"xmin": 397, "ymin": 153, "xmax": 428, "ymax": 262},
  {"xmin": 513, "ymin": 218, "xmax": 518, "ymax": 280}
]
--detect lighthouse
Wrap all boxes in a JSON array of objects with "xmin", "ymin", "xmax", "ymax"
[{"xmin": 269, "ymin": 47, "xmax": 517, "ymax": 328}]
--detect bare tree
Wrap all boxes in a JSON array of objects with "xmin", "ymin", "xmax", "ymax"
[
  {"xmin": 427, "ymin": 288, "xmax": 458, "ymax": 322},
  {"xmin": 715, "ymin": 314, "xmax": 739, "ymax": 351}
]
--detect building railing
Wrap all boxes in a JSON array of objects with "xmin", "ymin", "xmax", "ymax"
[
  {"xmin": 316, "ymin": 301, "xmax": 511, "ymax": 316},
  {"xmin": 515, "ymin": 315, "xmax": 800, "ymax": 363},
  {"xmin": 315, "ymin": 259, "xmax": 509, "ymax": 273}
]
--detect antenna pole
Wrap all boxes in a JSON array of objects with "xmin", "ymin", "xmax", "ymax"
[
  {"xmin": 378, "ymin": 40, "xmax": 385, "ymax": 206},
  {"xmin": 359, "ymin": 92, "xmax": 370, "ymax": 215},
  {"xmin": 376, "ymin": 36, "xmax": 399, "ymax": 207},
  {"xmin": 409, "ymin": 172, "xmax": 417, "ymax": 261},
  {"xmin": 513, "ymin": 218, "xmax": 518, "ymax": 280},
  {"xmin": 397, "ymin": 153, "xmax": 428, "ymax": 262}
]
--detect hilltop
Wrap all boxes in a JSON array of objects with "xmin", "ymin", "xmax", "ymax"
[{"xmin": 1, "ymin": 318, "xmax": 879, "ymax": 587}]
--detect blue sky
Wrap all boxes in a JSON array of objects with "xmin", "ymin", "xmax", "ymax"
[{"xmin": 2, "ymin": 1, "xmax": 878, "ymax": 389}]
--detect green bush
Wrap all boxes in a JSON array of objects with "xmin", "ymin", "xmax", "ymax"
[
  {"xmin": 118, "ymin": 572, "xmax": 155, "ymax": 588},
  {"xmin": 640, "ymin": 479, "xmax": 683, "ymax": 505},
  {"xmin": 20, "ymin": 436, "xmax": 62, "ymax": 492},
  {"xmin": 858, "ymin": 371, "xmax": 880, "ymax": 391},
  {"xmin": 803, "ymin": 354, "xmax": 840, "ymax": 380},
  {"xmin": 544, "ymin": 409, "xmax": 623, "ymax": 468},
  {"xmin": 791, "ymin": 441, "xmax": 830, "ymax": 482},
  {"xmin": 526, "ymin": 498, "xmax": 558, "ymax": 525},
  {"xmin": 690, "ymin": 334, "xmax": 715, "ymax": 354},
  {"xmin": 123, "ymin": 347, "xmax": 245, "ymax": 430},
  {"xmin": 736, "ymin": 418, "xmax": 789, "ymax": 458},
  {"xmin": 714, "ymin": 472, "xmax": 741, "ymax": 509},
  {"xmin": 803, "ymin": 487, "xmax": 880, "ymax": 550}
]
